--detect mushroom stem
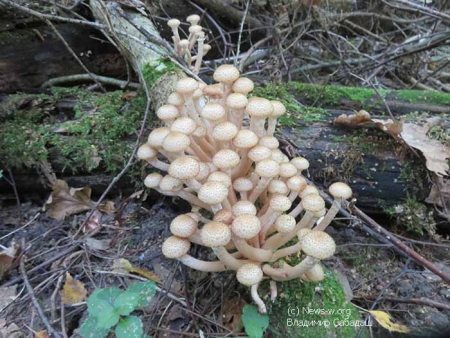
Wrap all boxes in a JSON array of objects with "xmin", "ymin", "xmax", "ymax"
[
  {"xmin": 266, "ymin": 117, "xmax": 277, "ymax": 136},
  {"xmin": 178, "ymin": 255, "xmax": 228, "ymax": 272},
  {"xmin": 270, "ymin": 242, "xmax": 302, "ymax": 262},
  {"xmin": 233, "ymin": 236, "xmax": 272, "ymax": 262},
  {"xmin": 193, "ymin": 36, "xmax": 205, "ymax": 74},
  {"xmin": 269, "ymin": 280, "xmax": 278, "ymax": 302},
  {"xmin": 248, "ymin": 177, "xmax": 271, "ymax": 203},
  {"xmin": 313, "ymin": 199, "xmax": 341, "ymax": 231},
  {"xmin": 288, "ymin": 202, "xmax": 304, "ymax": 218},
  {"xmin": 266, "ymin": 256, "xmax": 319, "ymax": 281},
  {"xmin": 251, "ymin": 283, "xmax": 267, "ymax": 314},
  {"xmin": 148, "ymin": 158, "xmax": 170, "ymax": 171},
  {"xmin": 213, "ymin": 247, "xmax": 246, "ymax": 270}
]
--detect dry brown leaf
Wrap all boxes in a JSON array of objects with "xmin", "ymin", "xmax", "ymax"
[
  {"xmin": 112, "ymin": 258, "xmax": 161, "ymax": 283},
  {"xmin": 0, "ymin": 285, "xmax": 17, "ymax": 311},
  {"xmin": 222, "ymin": 297, "xmax": 247, "ymax": 331},
  {"xmin": 372, "ymin": 118, "xmax": 404, "ymax": 141},
  {"xmin": 401, "ymin": 124, "xmax": 450, "ymax": 176},
  {"xmin": 333, "ymin": 110, "xmax": 372, "ymax": 127},
  {"xmin": 0, "ymin": 244, "xmax": 19, "ymax": 280},
  {"xmin": 60, "ymin": 272, "xmax": 87, "ymax": 304},
  {"xmin": 44, "ymin": 180, "xmax": 94, "ymax": 220},
  {"xmin": 426, "ymin": 177, "xmax": 450, "ymax": 208},
  {"xmin": 98, "ymin": 201, "xmax": 116, "ymax": 214},
  {"xmin": 35, "ymin": 331, "xmax": 51, "ymax": 338}
]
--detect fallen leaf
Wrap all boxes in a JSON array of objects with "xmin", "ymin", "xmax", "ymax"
[
  {"xmin": 0, "ymin": 319, "xmax": 25, "ymax": 338},
  {"xmin": 0, "ymin": 285, "xmax": 17, "ymax": 311},
  {"xmin": 368, "ymin": 310, "xmax": 409, "ymax": 333},
  {"xmin": 426, "ymin": 176, "xmax": 450, "ymax": 208},
  {"xmin": 112, "ymin": 258, "xmax": 161, "ymax": 283},
  {"xmin": 372, "ymin": 118, "xmax": 404, "ymax": 141},
  {"xmin": 0, "ymin": 244, "xmax": 19, "ymax": 280},
  {"xmin": 83, "ymin": 210, "xmax": 103, "ymax": 233},
  {"xmin": 333, "ymin": 110, "xmax": 372, "ymax": 127},
  {"xmin": 122, "ymin": 91, "xmax": 138, "ymax": 100},
  {"xmin": 44, "ymin": 180, "xmax": 94, "ymax": 220},
  {"xmin": 98, "ymin": 201, "xmax": 116, "ymax": 214},
  {"xmin": 60, "ymin": 272, "xmax": 87, "ymax": 304},
  {"xmin": 222, "ymin": 297, "xmax": 247, "ymax": 331},
  {"xmin": 401, "ymin": 123, "xmax": 450, "ymax": 176},
  {"xmin": 85, "ymin": 238, "xmax": 111, "ymax": 251},
  {"xmin": 35, "ymin": 331, "xmax": 51, "ymax": 338}
]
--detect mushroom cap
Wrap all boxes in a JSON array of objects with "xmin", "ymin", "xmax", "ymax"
[
  {"xmin": 286, "ymin": 176, "xmax": 307, "ymax": 192},
  {"xmin": 236, "ymin": 263, "xmax": 263, "ymax": 286},
  {"xmin": 233, "ymin": 178, "xmax": 253, "ymax": 192},
  {"xmin": 232, "ymin": 200, "xmax": 257, "ymax": 216},
  {"xmin": 299, "ymin": 185, "xmax": 319, "ymax": 198},
  {"xmin": 268, "ymin": 179, "xmax": 289, "ymax": 195},
  {"xmin": 193, "ymin": 125, "xmax": 207, "ymax": 138},
  {"xmin": 137, "ymin": 144, "xmax": 157, "ymax": 160},
  {"xmin": 179, "ymin": 39, "xmax": 189, "ymax": 49},
  {"xmin": 269, "ymin": 194, "xmax": 292, "ymax": 211},
  {"xmin": 291, "ymin": 157, "xmax": 310, "ymax": 171},
  {"xmin": 207, "ymin": 171, "xmax": 232, "ymax": 188},
  {"xmin": 144, "ymin": 173, "xmax": 163, "ymax": 188},
  {"xmin": 271, "ymin": 149, "xmax": 289, "ymax": 163},
  {"xmin": 170, "ymin": 214, "xmax": 198, "ymax": 238},
  {"xmin": 159, "ymin": 175, "xmax": 183, "ymax": 192},
  {"xmin": 270, "ymin": 100, "xmax": 286, "ymax": 117},
  {"xmin": 212, "ymin": 122, "xmax": 238, "ymax": 142},
  {"xmin": 213, "ymin": 149, "xmax": 240, "ymax": 170},
  {"xmin": 168, "ymin": 157, "xmax": 200, "ymax": 180},
  {"xmin": 203, "ymin": 84, "xmax": 224, "ymax": 99},
  {"xmin": 195, "ymin": 162, "xmax": 211, "ymax": 181},
  {"xmin": 305, "ymin": 264, "xmax": 325, "ymax": 282},
  {"xmin": 275, "ymin": 214, "xmax": 296, "ymax": 233},
  {"xmin": 157, "ymin": 104, "xmax": 179, "ymax": 121},
  {"xmin": 192, "ymin": 88, "xmax": 203, "ymax": 99},
  {"xmin": 176, "ymin": 78, "xmax": 199, "ymax": 95},
  {"xmin": 162, "ymin": 132, "xmax": 191, "ymax": 153},
  {"xmin": 186, "ymin": 14, "xmax": 201, "ymax": 25},
  {"xmin": 213, "ymin": 209, "xmax": 234, "ymax": 225},
  {"xmin": 255, "ymin": 159, "xmax": 280, "ymax": 178},
  {"xmin": 167, "ymin": 92, "xmax": 184, "ymax": 106},
  {"xmin": 246, "ymin": 97, "xmax": 273, "ymax": 118},
  {"xmin": 167, "ymin": 19, "xmax": 181, "ymax": 28},
  {"xmin": 232, "ymin": 77, "xmax": 254, "ymax": 94},
  {"xmin": 329, "ymin": 182, "xmax": 352, "ymax": 200},
  {"xmin": 301, "ymin": 194, "xmax": 325, "ymax": 212},
  {"xmin": 258, "ymin": 136, "xmax": 279, "ymax": 149},
  {"xmin": 297, "ymin": 228, "xmax": 312, "ymax": 240},
  {"xmin": 188, "ymin": 25, "xmax": 202, "ymax": 34},
  {"xmin": 198, "ymin": 181, "xmax": 228, "ymax": 204},
  {"xmin": 314, "ymin": 208, "xmax": 326, "ymax": 218},
  {"xmin": 171, "ymin": 117, "xmax": 197, "ymax": 135},
  {"xmin": 279, "ymin": 163, "xmax": 298, "ymax": 178},
  {"xmin": 148, "ymin": 127, "xmax": 170, "ymax": 149},
  {"xmin": 226, "ymin": 93, "xmax": 248, "ymax": 110},
  {"xmin": 231, "ymin": 215, "xmax": 261, "ymax": 239},
  {"xmin": 248, "ymin": 145, "xmax": 272, "ymax": 162},
  {"xmin": 233, "ymin": 129, "xmax": 259, "ymax": 149},
  {"xmin": 301, "ymin": 231, "xmax": 336, "ymax": 260},
  {"xmin": 201, "ymin": 103, "xmax": 226, "ymax": 122},
  {"xmin": 162, "ymin": 236, "xmax": 191, "ymax": 258},
  {"xmin": 200, "ymin": 221, "xmax": 231, "ymax": 247},
  {"xmin": 213, "ymin": 64, "xmax": 240, "ymax": 83}
]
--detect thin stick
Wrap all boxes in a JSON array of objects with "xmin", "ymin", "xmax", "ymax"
[
  {"xmin": 41, "ymin": 74, "xmax": 140, "ymax": 89},
  {"xmin": 235, "ymin": 0, "xmax": 250, "ymax": 68}
]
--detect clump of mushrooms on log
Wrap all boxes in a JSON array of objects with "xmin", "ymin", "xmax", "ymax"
[{"xmin": 138, "ymin": 16, "xmax": 352, "ymax": 314}]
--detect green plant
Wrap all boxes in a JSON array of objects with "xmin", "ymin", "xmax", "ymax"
[
  {"xmin": 242, "ymin": 304, "xmax": 269, "ymax": 338},
  {"xmin": 79, "ymin": 281, "xmax": 155, "ymax": 338}
]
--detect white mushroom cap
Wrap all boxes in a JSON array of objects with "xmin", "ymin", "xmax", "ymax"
[
  {"xmin": 201, "ymin": 103, "xmax": 226, "ymax": 122},
  {"xmin": 233, "ymin": 178, "xmax": 253, "ymax": 193},
  {"xmin": 144, "ymin": 173, "xmax": 163, "ymax": 188},
  {"xmin": 301, "ymin": 194, "xmax": 325, "ymax": 212},
  {"xmin": 176, "ymin": 78, "xmax": 199, "ymax": 95},
  {"xmin": 236, "ymin": 263, "xmax": 263, "ymax": 286},
  {"xmin": 188, "ymin": 25, "xmax": 203, "ymax": 34},
  {"xmin": 192, "ymin": 88, "xmax": 203, "ymax": 100},
  {"xmin": 269, "ymin": 194, "xmax": 292, "ymax": 211},
  {"xmin": 213, "ymin": 149, "xmax": 240, "ymax": 170},
  {"xmin": 258, "ymin": 136, "xmax": 279, "ymax": 149},
  {"xmin": 233, "ymin": 129, "xmax": 259, "ymax": 149},
  {"xmin": 137, "ymin": 144, "xmax": 157, "ymax": 160},
  {"xmin": 231, "ymin": 214, "xmax": 261, "ymax": 239},
  {"xmin": 232, "ymin": 200, "xmax": 257, "ymax": 216},
  {"xmin": 171, "ymin": 117, "xmax": 197, "ymax": 135},
  {"xmin": 193, "ymin": 125, "xmax": 207, "ymax": 138},
  {"xmin": 186, "ymin": 14, "xmax": 201, "ymax": 25},
  {"xmin": 301, "ymin": 231, "xmax": 336, "ymax": 260},
  {"xmin": 201, "ymin": 221, "xmax": 231, "ymax": 247},
  {"xmin": 213, "ymin": 64, "xmax": 240, "ymax": 83},
  {"xmin": 167, "ymin": 92, "xmax": 184, "ymax": 106},
  {"xmin": 148, "ymin": 127, "xmax": 170, "ymax": 149},
  {"xmin": 271, "ymin": 149, "xmax": 288, "ymax": 163},
  {"xmin": 179, "ymin": 39, "xmax": 189, "ymax": 49},
  {"xmin": 159, "ymin": 175, "xmax": 183, "ymax": 192},
  {"xmin": 248, "ymin": 146, "xmax": 272, "ymax": 162},
  {"xmin": 195, "ymin": 162, "xmax": 211, "ymax": 181},
  {"xmin": 287, "ymin": 176, "xmax": 307, "ymax": 192},
  {"xmin": 232, "ymin": 77, "xmax": 254, "ymax": 94},
  {"xmin": 291, "ymin": 157, "xmax": 310, "ymax": 171},
  {"xmin": 213, "ymin": 209, "xmax": 234, "ymax": 225},
  {"xmin": 268, "ymin": 180, "xmax": 289, "ymax": 195},
  {"xmin": 275, "ymin": 214, "xmax": 296, "ymax": 233},
  {"xmin": 167, "ymin": 19, "xmax": 181, "ymax": 28},
  {"xmin": 157, "ymin": 104, "xmax": 179, "ymax": 122},
  {"xmin": 212, "ymin": 122, "xmax": 238, "ymax": 142},
  {"xmin": 246, "ymin": 97, "xmax": 273, "ymax": 118},
  {"xmin": 226, "ymin": 93, "xmax": 248, "ymax": 110},
  {"xmin": 203, "ymin": 84, "xmax": 224, "ymax": 99},
  {"xmin": 170, "ymin": 214, "xmax": 198, "ymax": 238},
  {"xmin": 255, "ymin": 159, "xmax": 280, "ymax": 178},
  {"xmin": 297, "ymin": 228, "xmax": 312, "ymax": 240},
  {"xmin": 162, "ymin": 236, "xmax": 191, "ymax": 258},
  {"xmin": 162, "ymin": 132, "xmax": 191, "ymax": 153},
  {"xmin": 299, "ymin": 185, "xmax": 319, "ymax": 198},
  {"xmin": 329, "ymin": 182, "xmax": 352, "ymax": 200},
  {"xmin": 305, "ymin": 264, "xmax": 325, "ymax": 282},
  {"xmin": 207, "ymin": 171, "xmax": 232, "ymax": 188},
  {"xmin": 168, "ymin": 157, "xmax": 200, "ymax": 180},
  {"xmin": 270, "ymin": 100, "xmax": 286, "ymax": 117},
  {"xmin": 314, "ymin": 208, "xmax": 326, "ymax": 218},
  {"xmin": 279, "ymin": 163, "xmax": 298, "ymax": 178},
  {"xmin": 198, "ymin": 181, "xmax": 229, "ymax": 204}
]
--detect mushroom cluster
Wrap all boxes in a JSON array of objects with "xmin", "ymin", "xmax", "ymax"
[{"xmin": 138, "ymin": 54, "xmax": 353, "ymax": 313}]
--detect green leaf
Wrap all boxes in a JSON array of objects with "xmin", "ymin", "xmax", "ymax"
[
  {"xmin": 114, "ymin": 290, "xmax": 140, "ymax": 316},
  {"xmin": 127, "ymin": 281, "xmax": 156, "ymax": 308},
  {"xmin": 115, "ymin": 316, "xmax": 144, "ymax": 338},
  {"xmin": 78, "ymin": 316, "xmax": 110, "ymax": 338},
  {"xmin": 92, "ymin": 287, "xmax": 123, "ymax": 305},
  {"xmin": 87, "ymin": 298, "xmax": 115, "ymax": 318},
  {"xmin": 242, "ymin": 305, "xmax": 269, "ymax": 338},
  {"xmin": 96, "ymin": 308, "xmax": 121, "ymax": 329}
]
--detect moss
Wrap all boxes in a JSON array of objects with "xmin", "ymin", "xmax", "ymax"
[
  {"xmin": 268, "ymin": 268, "xmax": 368, "ymax": 338},
  {"xmin": 142, "ymin": 58, "xmax": 178, "ymax": 87},
  {"xmin": 396, "ymin": 89, "xmax": 450, "ymax": 106}
]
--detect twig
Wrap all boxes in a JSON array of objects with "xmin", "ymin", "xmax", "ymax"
[
  {"xmin": 41, "ymin": 74, "xmax": 140, "ymax": 89},
  {"xmin": 355, "ymin": 295, "xmax": 450, "ymax": 311},
  {"xmin": 20, "ymin": 257, "xmax": 62, "ymax": 338},
  {"xmin": 4, "ymin": 169, "xmax": 21, "ymax": 227},
  {"xmin": 235, "ymin": 0, "xmax": 250, "ymax": 68}
]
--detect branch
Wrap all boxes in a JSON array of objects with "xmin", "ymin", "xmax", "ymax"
[{"xmin": 41, "ymin": 74, "xmax": 140, "ymax": 89}]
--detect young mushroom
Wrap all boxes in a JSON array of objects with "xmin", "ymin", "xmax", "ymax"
[{"xmin": 314, "ymin": 182, "xmax": 352, "ymax": 231}]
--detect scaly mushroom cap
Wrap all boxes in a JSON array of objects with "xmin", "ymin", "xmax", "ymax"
[
  {"xmin": 291, "ymin": 157, "xmax": 310, "ymax": 171},
  {"xmin": 203, "ymin": 84, "xmax": 224, "ymax": 99},
  {"xmin": 248, "ymin": 146, "xmax": 272, "ymax": 162},
  {"xmin": 167, "ymin": 19, "xmax": 181, "ymax": 28},
  {"xmin": 198, "ymin": 181, "xmax": 228, "ymax": 204},
  {"xmin": 314, "ymin": 208, "xmax": 326, "ymax": 218},
  {"xmin": 301, "ymin": 194, "xmax": 325, "ymax": 212},
  {"xmin": 167, "ymin": 92, "xmax": 184, "ymax": 106},
  {"xmin": 214, "ymin": 209, "xmax": 234, "ymax": 225},
  {"xmin": 144, "ymin": 173, "xmax": 163, "ymax": 188},
  {"xmin": 201, "ymin": 221, "xmax": 231, "ymax": 247},
  {"xmin": 269, "ymin": 194, "xmax": 292, "ymax": 211},
  {"xmin": 170, "ymin": 214, "xmax": 198, "ymax": 238},
  {"xmin": 137, "ymin": 144, "xmax": 157, "ymax": 160},
  {"xmin": 193, "ymin": 125, "xmax": 207, "ymax": 138},
  {"xmin": 246, "ymin": 97, "xmax": 273, "ymax": 118},
  {"xmin": 226, "ymin": 93, "xmax": 248, "ymax": 110},
  {"xmin": 148, "ymin": 127, "xmax": 170, "ymax": 149},
  {"xmin": 329, "ymin": 182, "xmax": 353, "ymax": 200},
  {"xmin": 275, "ymin": 214, "xmax": 296, "ymax": 233},
  {"xmin": 195, "ymin": 162, "xmax": 211, "ymax": 181},
  {"xmin": 236, "ymin": 263, "xmax": 263, "ymax": 286},
  {"xmin": 258, "ymin": 136, "xmax": 279, "ymax": 149},
  {"xmin": 279, "ymin": 163, "xmax": 298, "ymax": 178},
  {"xmin": 301, "ymin": 231, "xmax": 336, "ymax": 260},
  {"xmin": 176, "ymin": 78, "xmax": 199, "ymax": 95},
  {"xmin": 297, "ymin": 228, "xmax": 312, "ymax": 240},
  {"xmin": 305, "ymin": 264, "xmax": 325, "ymax": 282},
  {"xmin": 162, "ymin": 132, "xmax": 191, "ymax": 153},
  {"xmin": 168, "ymin": 157, "xmax": 200, "ymax": 180},
  {"xmin": 232, "ymin": 200, "xmax": 257, "ymax": 216},
  {"xmin": 299, "ymin": 185, "xmax": 319, "ymax": 198},
  {"xmin": 213, "ymin": 64, "xmax": 240, "ymax": 83},
  {"xmin": 171, "ymin": 117, "xmax": 197, "ymax": 135},
  {"xmin": 207, "ymin": 171, "xmax": 232, "ymax": 188},
  {"xmin": 255, "ymin": 159, "xmax": 280, "ymax": 178},
  {"xmin": 270, "ymin": 100, "xmax": 286, "ymax": 117},
  {"xmin": 212, "ymin": 122, "xmax": 238, "ymax": 142},
  {"xmin": 201, "ymin": 103, "xmax": 226, "ymax": 122},
  {"xmin": 159, "ymin": 175, "xmax": 183, "ymax": 192},
  {"xmin": 271, "ymin": 149, "xmax": 288, "ymax": 163},
  {"xmin": 286, "ymin": 176, "xmax": 307, "ymax": 192},
  {"xmin": 232, "ymin": 77, "xmax": 254, "ymax": 94},
  {"xmin": 213, "ymin": 149, "xmax": 240, "ymax": 170},
  {"xmin": 231, "ymin": 214, "xmax": 261, "ymax": 239},
  {"xmin": 162, "ymin": 236, "xmax": 191, "ymax": 258},
  {"xmin": 233, "ymin": 129, "xmax": 259, "ymax": 149},
  {"xmin": 268, "ymin": 179, "xmax": 289, "ymax": 195},
  {"xmin": 233, "ymin": 178, "xmax": 253, "ymax": 193},
  {"xmin": 157, "ymin": 104, "xmax": 179, "ymax": 122}
]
